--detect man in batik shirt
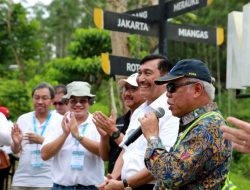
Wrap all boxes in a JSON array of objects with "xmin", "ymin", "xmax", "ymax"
[{"xmin": 139, "ymin": 59, "xmax": 233, "ymax": 190}]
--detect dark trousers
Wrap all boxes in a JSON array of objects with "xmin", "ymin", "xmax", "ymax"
[
  {"xmin": 52, "ymin": 183, "xmax": 98, "ymax": 190},
  {"xmin": 0, "ymin": 166, "xmax": 11, "ymax": 190},
  {"xmin": 133, "ymin": 184, "xmax": 154, "ymax": 190}
]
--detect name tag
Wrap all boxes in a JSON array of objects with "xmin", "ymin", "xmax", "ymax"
[
  {"xmin": 31, "ymin": 149, "xmax": 44, "ymax": 168},
  {"xmin": 70, "ymin": 150, "xmax": 84, "ymax": 170}
]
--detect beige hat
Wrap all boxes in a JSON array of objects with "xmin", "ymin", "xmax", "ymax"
[
  {"xmin": 118, "ymin": 73, "xmax": 138, "ymax": 87},
  {"xmin": 63, "ymin": 81, "xmax": 95, "ymax": 99}
]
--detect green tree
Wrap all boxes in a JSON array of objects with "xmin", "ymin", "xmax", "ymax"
[
  {"xmin": 39, "ymin": 28, "xmax": 111, "ymax": 86},
  {"xmin": 0, "ymin": 79, "xmax": 30, "ymax": 120},
  {"xmin": 69, "ymin": 28, "xmax": 111, "ymax": 59},
  {"xmin": 0, "ymin": 2, "xmax": 43, "ymax": 83},
  {"xmin": 0, "ymin": 1, "xmax": 44, "ymax": 119}
]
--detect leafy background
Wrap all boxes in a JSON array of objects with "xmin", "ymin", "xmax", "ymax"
[{"xmin": 0, "ymin": 0, "xmax": 250, "ymax": 188}]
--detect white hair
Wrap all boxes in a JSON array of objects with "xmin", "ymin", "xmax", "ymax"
[{"xmin": 188, "ymin": 78, "xmax": 215, "ymax": 100}]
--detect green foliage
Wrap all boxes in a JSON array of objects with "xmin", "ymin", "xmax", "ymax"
[
  {"xmin": 0, "ymin": 79, "xmax": 30, "ymax": 120},
  {"xmin": 1, "ymin": 1, "xmax": 250, "ymax": 183},
  {"xmin": 0, "ymin": 2, "xmax": 45, "ymax": 119},
  {"xmin": 0, "ymin": 3, "xmax": 43, "ymax": 66},
  {"xmin": 128, "ymin": 35, "xmax": 151, "ymax": 58},
  {"xmin": 37, "ymin": 28, "xmax": 112, "ymax": 91},
  {"xmin": 41, "ymin": 56, "xmax": 106, "ymax": 84},
  {"xmin": 231, "ymin": 168, "xmax": 250, "ymax": 189},
  {"xmin": 216, "ymin": 89, "xmax": 250, "ymax": 121},
  {"xmin": 11, "ymin": 12, "xmax": 42, "ymax": 61},
  {"xmin": 89, "ymin": 102, "xmax": 109, "ymax": 116},
  {"xmin": 231, "ymin": 153, "xmax": 250, "ymax": 179},
  {"xmin": 169, "ymin": 12, "xmax": 198, "ymax": 24},
  {"xmin": 127, "ymin": 0, "xmax": 152, "ymax": 10},
  {"xmin": 69, "ymin": 28, "xmax": 111, "ymax": 58},
  {"xmin": 44, "ymin": 0, "xmax": 87, "ymax": 57},
  {"xmin": 80, "ymin": 0, "xmax": 107, "ymax": 27}
]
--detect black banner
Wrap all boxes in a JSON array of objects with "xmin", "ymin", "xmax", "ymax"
[
  {"xmin": 126, "ymin": 5, "xmax": 161, "ymax": 21},
  {"xmin": 103, "ymin": 11, "xmax": 159, "ymax": 36},
  {"xmin": 165, "ymin": 0, "xmax": 210, "ymax": 18},
  {"xmin": 167, "ymin": 23, "xmax": 219, "ymax": 45},
  {"xmin": 109, "ymin": 55, "xmax": 140, "ymax": 76}
]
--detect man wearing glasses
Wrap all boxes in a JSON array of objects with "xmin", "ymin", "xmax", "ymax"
[
  {"xmin": 11, "ymin": 82, "xmax": 63, "ymax": 190},
  {"xmin": 53, "ymin": 84, "xmax": 68, "ymax": 115},
  {"xmin": 139, "ymin": 59, "xmax": 233, "ymax": 189},
  {"xmin": 93, "ymin": 73, "xmax": 144, "ymax": 174},
  {"xmin": 41, "ymin": 81, "xmax": 104, "ymax": 190}
]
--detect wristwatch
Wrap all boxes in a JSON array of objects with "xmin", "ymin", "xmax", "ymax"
[
  {"xmin": 111, "ymin": 130, "xmax": 121, "ymax": 140},
  {"xmin": 75, "ymin": 133, "xmax": 83, "ymax": 142},
  {"xmin": 123, "ymin": 179, "xmax": 132, "ymax": 190}
]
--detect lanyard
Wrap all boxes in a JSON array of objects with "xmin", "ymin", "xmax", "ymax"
[
  {"xmin": 173, "ymin": 111, "xmax": 222, "ymax": 151},
  {"xmin": 74, "ymin": 123, "xmax": 89, "ymax": 146},
  {"xmin": 32, "ymin": 112, "xmax": 52, "ymax": 136}
]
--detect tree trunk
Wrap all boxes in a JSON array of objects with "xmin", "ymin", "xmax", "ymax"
[
  {"xmin": 6, "ymin": 1, "xmax": 25, "ymax": 84},
  {"xmin": 107, "ymin": 0, "xmax": 130, "ymax": 115}
]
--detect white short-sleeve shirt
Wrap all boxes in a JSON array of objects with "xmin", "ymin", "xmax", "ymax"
[
  {"xmin": 12, "ymin": 111, "xmax": 63, "ymax": 187},
  {"xmin": 42, "ymin": 113, "xmax": 104, "ymax": 186},
  {"xmin": 120, "ymin": 92, "xmax": 179, "ymax": 182}
]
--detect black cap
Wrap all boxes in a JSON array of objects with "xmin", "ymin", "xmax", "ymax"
[{"xmin": 155, "ymin": 59, "xmax": 212, "ymax": 84}]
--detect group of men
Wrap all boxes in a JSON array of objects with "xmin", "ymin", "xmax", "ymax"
[{"xmin": 1, "ymin": 53, "xmax": 247, "ymax": 190}]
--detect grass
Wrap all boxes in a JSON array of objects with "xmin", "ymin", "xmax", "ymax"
[{"xmin": 230, "ymin": 172, "xmax": 250, "ymax": 190}]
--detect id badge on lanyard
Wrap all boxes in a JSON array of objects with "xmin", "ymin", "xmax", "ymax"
[
  {"xmin": 71, "ymin": 150, "xmax": 85, "ymax": 170},
  {"xmin": 30, "ymin": 112, "xmax": 51, "ymax": 168},
  {"xmin": 30, "ymin": 144, "xmax": 44, "ymax": 167},
  {"xmin": 70, "ymin": 123, "xmax": 88, "ymax": 170}
]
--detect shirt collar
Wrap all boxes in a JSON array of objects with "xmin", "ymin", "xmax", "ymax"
[
  {"xmin": 180, "ymin": 102, "xmax": 218, "ymax": 127},
  {"xmin": 148, "ymin": 92, "xmax": 167, "ymax": 109}
]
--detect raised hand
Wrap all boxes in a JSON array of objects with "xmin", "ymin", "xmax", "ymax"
[
  {"xmin": 24, "ymin": 132, "xmax": 44, "ymax": 144},
  {"xmin": 93, "ymin": 111, "xmax": 117, "ymax": 136},
  {"xmin": 11, "ymin": 123, "xmax": 23, "ymax": 153},
  {"xmin": 61, "ymin": 112, "xmax": 71, "ymax": 135},
  {"xmin": 68, "ymin": 112, "xmax": 80, "ymax": 138},
  {"xmin": 139, "ymin": 112, "xmax": 159, "ymax": 141},
  {"xmin": 220, "ymin": 116, "xmax": 250, "ymax": 154},
  {"xmin": 11, "ymin": 123, "xmax": 23, "ymax": 146}
]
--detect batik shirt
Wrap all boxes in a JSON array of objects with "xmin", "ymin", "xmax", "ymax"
[{"xmin": 144, "ymin": 102, "xmax": 232, "ymax": 190}]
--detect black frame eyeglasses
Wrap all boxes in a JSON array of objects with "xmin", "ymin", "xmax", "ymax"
[
  {"xmin": 166, "ymin": 82, "xmax": 196, "ymax": 93},
  {"xmin": 53, "ymin": 101, "xmax": 64, "ymax": 106}
]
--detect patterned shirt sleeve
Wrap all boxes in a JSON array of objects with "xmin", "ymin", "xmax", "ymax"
[{"xmin": 144, "ymin": 123, "xmax": 217, "ymax": 190}]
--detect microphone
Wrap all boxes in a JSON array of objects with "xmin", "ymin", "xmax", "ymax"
[{"xmin": 121, "ymin": 107, "xmax": 165, "ymax": 147}]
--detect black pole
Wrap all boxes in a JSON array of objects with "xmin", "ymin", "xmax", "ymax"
[{"xmin": 159, "ymin": 0, "xmax": 167, "ymax": 56}]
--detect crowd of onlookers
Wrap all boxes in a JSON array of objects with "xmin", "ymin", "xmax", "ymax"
[{"xmin": 0, "ymin": 54, "xmax": 249, "ymax": 190}]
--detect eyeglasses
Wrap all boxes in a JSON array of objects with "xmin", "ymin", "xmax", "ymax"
[
  {"xmin": 69, "ymin": 98, "xmax": 88, "ymax": 105},
  {"xmin": 122, "ymin": 86, "xmax": 138, "ymax": 93},
  {"xmin": 33, "ymin": 96, "xmax": 51, "ymax": 101},
  {"xmin": 166, "ymin": 82, "xmax": 196, "ymax": 93},
  {"xmin": 53, "ymin": 101, "xmax": 64, "ymax": 106}
]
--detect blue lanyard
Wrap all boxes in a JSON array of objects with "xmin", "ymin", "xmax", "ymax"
[
  {"xmin": 32, "ymin": 112, "xmax": 52, "ymax": 136},
  {"xmin": 74, "ymin": 123, "xmax": 89, "ymax": 146},
  {"xmin": 80, "ymin": 123, "xmax": 88, "ymax": 136}
]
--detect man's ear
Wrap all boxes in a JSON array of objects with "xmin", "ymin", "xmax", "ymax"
[{"xmin": 193, "ymin": 82, "xmax": 204, "ymax": 98}]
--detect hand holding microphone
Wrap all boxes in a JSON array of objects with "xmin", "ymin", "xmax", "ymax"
[{"xmin": 121, "ymin": 107, "xmax": 165, "ymax": 147}]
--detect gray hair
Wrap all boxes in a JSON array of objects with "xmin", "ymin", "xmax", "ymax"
[{"xmin": 188, "ymin": 78, "xmax": 215, "ymax": 100}]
